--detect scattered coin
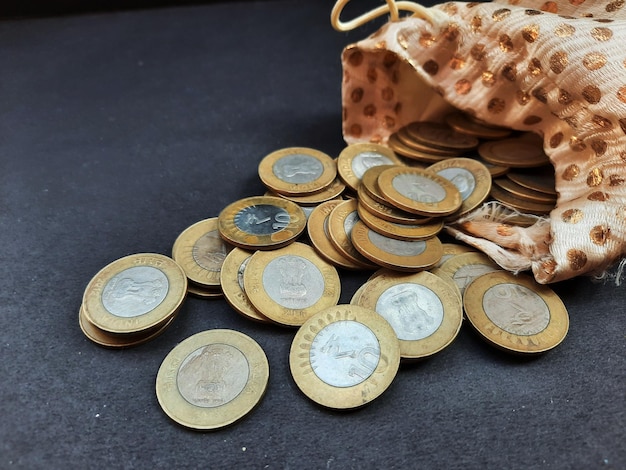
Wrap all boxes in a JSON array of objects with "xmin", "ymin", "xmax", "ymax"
[
  {"xmin": 218, "ymin": 195, "xmax": 306, "ymax": 250},
  {"xmin": 186, "ymin": 283, "xmax": 224, "ymax": 299},
  {"xmin": 357, "ymin": 184, "xmax": 432, "ymax": 226},
  {"xmin": 258, "ymin": 147, "xmax": 337, "ymax": 196},
  {"xmin": 274, "ymin": 178, "xmax": 346, "ymax": 205},
  {"xmin": 337, "ymin": 143, "xmax": 404, "ymax": 192},
  {"xmin": 357, "ymin": 202, "xmax": 443, "ymax": 241},
  {"xmin": 478, "ymin": 136, "xmax": 550, "ymax": 168},
  {"xmin": 289, "ymin": 304, "xmax": 400, "ymax": 409},
  {"xmin": 436, "ymin": 243, "xmax": 476, "ymax": 267},
  {"xmin": 432, "ymin": 252, "xmax": 502, "ymax": 298},
  {"xmin": 156, "ymin": 329, "xmax": 269, "ymax": 430},
  {"xmin": 463, "ymin": 271, "xmax": 569, "ymax": 354},
  {"xmin": 361, "ymin": 165, "xmax": 400, "ymax": 205}
]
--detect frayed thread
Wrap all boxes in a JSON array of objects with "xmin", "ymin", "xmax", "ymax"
[{"xmin": 591, "ymin": 258, "xmax": 626, "ymax": 286}]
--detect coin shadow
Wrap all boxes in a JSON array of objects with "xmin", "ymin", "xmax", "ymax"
[{"xmin": 461, "ymin": 323, "xmax": 545, "ymax": 365}]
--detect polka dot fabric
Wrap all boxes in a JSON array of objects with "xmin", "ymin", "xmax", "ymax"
[{"xmin": 339, "ymin": 0, "xmax": 626, "ymax": 283}]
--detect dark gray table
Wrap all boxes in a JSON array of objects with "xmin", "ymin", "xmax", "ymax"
[{"xmin": 1, "ymin": 1, "xmax": 624, "ymax": 468}]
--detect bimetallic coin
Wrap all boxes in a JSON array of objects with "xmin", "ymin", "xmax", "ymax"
[
  {"xmin": 258, "ymin": 147, "xmax": 337, "ymax": 196},
  {"xmin": 377, "ymin": 166, "xmax": 462, "ymax": 217},
  {"xmin": 357, "ymin": 203, "xmax": 443, "ymax": 241},
  {"xmin": 337, "ymin": 143, "xmax": 404, "ymax": 192},
  {"xmin": 187, "ymin": 283, "xmax": 224, "ymax": 299},
  {"xmin": 156, "ymin": 329, "xmax": 269, "ymax": 430},
  {"xmin": 478, "ymin": 136, "xmax": 550, "ymax": 168},
  {"xmin": 82, "ymin": 253, "xmax": 187, "ymax": 334},
  {"xmin": 357, "ymin": 185, "xmax": 432, "ymax": 226},
  {"xmin": 436, "ymin": 243, "xmax": 476, "ymax": 267},
  {"xmin": 356, "ymin": 270, "xmax": 463, "ymax": 359},
  {"xmin": 463, "ymin": 271, "xmax": 569, "ymax": 354},
  {"xmin": 289, "ymin": 304, "xmax": 400, "ymax": 409},
  {"xmin": 444, "ymin": 112, "xmax": 512, "ymax": 139},
  {"xmin": 351, "ymin": 221, "xmax": 443, "ymax": 271},
  {"xmin": 427, "ymin": 158, "xmax": 492, "ymax": 218},
  {"xmin": 275, "ymin": 178, "xmax": 345, "ymax": 205},
  {"xmin": 172, "ymin": 217, "xmax": 233, "ymax": 289},
  {"xmin": 243, "ymin": 242, "xmax": 341, "ymax": 327},
  {"xmin": 405, "ymin": 121, "xmax": 479, "ymax": 151},
  {"xmin": 327, "ymin": 199, "xmax": 378, "ymax": 269},
  {"xmin": 218, "ymin": 196, "xmax": 306, "ymax": 250},
  {"xmin": 361, "ymin": 165, "xmax": 399, "ymax": 205},
  {"xmin": 433, "ymin": 252, "xmax": 501, "ymax": 298}
]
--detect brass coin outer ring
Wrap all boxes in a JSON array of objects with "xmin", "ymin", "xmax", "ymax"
[
  {"xmin": 156, "ymin": 329, "xmax": 269, "ymax": 430},
  {"xmin": 337, "ymin": 142, "xmax": 404, "ymax": 192},
  {"xmin": 258, "ymin": 147, "xmax": 337, "ymax": 196},
  {"xmin": 82, "ymin": 253, "xmax": 188, "ymax": 334},
  {"xmin": 289, "ymin": 304, "xmax": 401, "ymax": 409},
  {"xmin": 357, "ymin": 185, "xmax": 432, "ymax": 226},
  {"xmin": 357, "ymin": 203, "xmax": 443, "ymax": 241},
  {"xmin": 218, "ymin": 196, "xmax": 306, "ymax": 250},
  {"xmin": 275, "ymin": 178, "xmax": 346, "ymax": 205},
  {"xmin": 463, "ymin": 271, "xmax": 569, "ymax": 354}
]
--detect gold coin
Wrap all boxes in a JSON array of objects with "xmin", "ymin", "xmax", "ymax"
[
  {"xmin": 82, "ymin": 253, "xmax": 187, "ymax": 334},
  {"xmin": 357, "ymin": 185, "xmax": 432, "ymax": 226},
  {"xmin": 274, "ymin": 178, "xmax": 346, "ymax": 205},
  {"xmin": 289, "ymin": 304, "xmax": 400, "ymax": 409},
  {"xmin": 337, "ymin": 143, "xmax": 404, "ymax": 192},
  {"xmin": 387, "ymin": 133, "xmax": 451, "ymax": 162},
  {"xmin": 427, "ymin": 157, "xmax": 492, "ymax": 218},
  {"xmin": 493, "ymin": 177, "xmax": 557, "ymax": 204},
  {"xmin": 243, "ymin": 242, "xmax": 341, "ymax": 327},
  {"xmin": 172, "ymin": 217, "xmax": 234, "ymax": 289},
  {"xmin": 349, "ymin": 282, "xmax": 369, "ymax": 305},
  {"xmin": 444, "ymin": 112, "xmax": 512, "ymax": 139},
  {"xmin": 490, "ymin": 185, "xmax": 555, "ymax": 215},
  {"xmin": 307, "ymin": 200, "xmax": 365, "ymax": 270},
  {"xmin": 396, "ymin": 127, "xmax": 462, "ymax": 156},
  {"xmin": 258, "ymin": 147, "xmax": 337, "ymax": 196},
  {"xmin": 436, "ymin": 243, "xmax": 476, "ymax": 267},
  {"xmin": 156, "ymin": 329, "xmax": 269, "ymax": 430},
  {"xmin": 405, "ymin": 121, "xmax": 479, "ymax": 151},
  {"xmin": 361, "ymin": 164, "xmax": 400, "ymax": 205},
  {"xmin": 187, "ymin": 283, "xmax": 224, "ymax": 299},
  {"xmin": 463, "ymin": 271, "xmax": 569, "ymax": 354},
  {"xmin": 327, "ymin": 199, "xmax": 378, "ymax": 269},
  {"xmin": 218, "ymin": 196, "xmax": 306, "ymax": 250},
  {"xmin": 355, "ymin": 270, "xmax": 463, "ymax": 360},
  {"xmin": 472, "ymin": 156, "xmax": 510, "ymax": 178},
  {"xmin": 377, "ymin": 166, "xmax": 462, "ymax": 217},
  {"xmin": 357, "ymin": 202, "xmax": 443, "ymax": 241},
  {"xmin": 220, "ymin": 247, "xmax": 272, "ymax": 323},
  {"xmin": 507, "ymin": 168, "xmax": 557, "ymax": 196},
  {"xmin": 478, "ymin": 136, "xmax": 550, "ymax": 168},
  {"xmin": 433, "ymin": 252, "xmax": 501, "ymax": 298},
  {"xmin": 351, "ymin": 220, "xmax": 443, "ymax": 271}
]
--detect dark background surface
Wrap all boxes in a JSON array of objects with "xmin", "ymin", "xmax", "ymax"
[{"xmin": 1, "ymin": 1, "xmax": 624, "ymax": 468}]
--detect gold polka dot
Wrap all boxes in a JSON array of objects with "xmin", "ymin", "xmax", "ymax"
[
  {"xmin": 591, "ymin": 27, "xmax": 613, "ymax": 41},
  {"xmin": 542, "ymin": 1, "xmax": 559, "ymax": 12},
  {"xmin": 550, "ymin": 51, "xmax": 568, "ymax": 73},
  {"xmin": 351, "ymin": 88, "xmax": 364, "ymax": 103},
  {"xmin": 532, "ymin": 87, "xmax": 548, "ymax": 103},
  {"xmin": 350, "ymin": 123, "xmax": 362, "ymax": 137},
  {"xmin": 565, "ymin": 116, "xmax": 580, "ymax": 129},
  {"xmin": 442, "ymin": 3, "xmax": 458, "ymax": 15},
  {"xmin": 590, "ymin": 225, "xmax": 610, "ymax": 245},
  {"xmin": 363, "ymin": 104, "xmax": 377, "ymax": 117},
  {"xmin": 609, "ymin": 174, "xmax": 625, "ymax": 186},
  {"xmin": 496, "ymin": 224, "xmax": 514, "ymax": 236},
  {"xmin": 591, "ymin": 140, "xmax": 607, "ymax": 156},
  {"xmin": 567, "ymin": 249, "xmax": 587, "ymax": 271},
  {"xmin": 582, "ymin": 85, "xmax": 602, "ymax": 104},
  {"xmin": 595, "ymin": 18, "xmax": 615, "ymax": 23},
  {"xmin": 423, "ymin": 60, "xmax": 439, "ymax": 76},
  {"xmin": 492, "ymin": 9, "xmax": 512, "ymax": 21},
  {"xmin": 617, "ymin": 86, "xmax": 626, "ymax": 104},
  {"xmin": 348, "ymin": 51, "xmax": 363, "ymax": 67},
  {"xmin": 444, "ymin": 23, "xmax": 461, "ymax": 42},
  {"xmin": 367, "ymin": 67, "xmax": 377, "ymax": 83},
  {"xmin": 620, "ymin": 118, "xmax": 626, "ymax": 134},
  {"xmin": 522, "ymin": 24, "xmax": 540, "ymax": 42},
  {"xmin": 455, "ymin": 79, "xmax": 472, "ymax": 95},
  {"xmin": 501, "ymin": 63, "xmax": 517, "ymax": 82},
  {"xmin": 562, "ymin": 164, "xmax": 580, "ymax": 180},
  {"xmin": 528, "ymin": 58, "xmax": 542, "ymax": 76},
  {"xmin": 516, "ymin": 90, "xmax": 531, "ymax": 105},
  {"xmin": 592, "ymin": 115, "xmax": 613, "ymax": 129},
  {"xmin": 391, "ymin": 69, "xmax": 400, "ymax": 84},
  {"xmin": 482, "ymin": 71, "xmax": 496, "ymax": 87},
  {"xmin": 471, "ymin": 44, "xmax": 486, "ymax": 61},
  {"xmin": 606, "ymin": 0, "xmax": 625, "ymax": 12},
  {"xmin": 488, "ymin": 98, "xmax": 506, "ymax": 114},
  {"xmin": 554, "ymin": 23, "xmax": 575, "ymax": 37},
  {"xmin": 383, "ymin": 116, "xmax": 396, "ymax": 129},
  {"xmin": 583, "ymin": 52, "xmax": 607, "ymax": 70},
  {"xmin": 523, "ymin": 115, "xmax": 543, "ymax": 125},
  {"xmin": 588, "ymin": 191, "xmax": 609, "ymax": 201},
  {"xmin": 525, "ymin": 9, "xmax": 543, "ymax": 15},
  {"xmin": 449, "ymin": 56, "xmax": 466, "ymax": 70},
  {"xmin": 540, "ymin": 259, "xmax": 557, "ymax": 278},
  {"xmin": 550, "ymin": 132, "xmax": 564, "ymax": 148},
  {"xmin": 383, "ymin": 53, "xmax": 396, "ymax": 68},
  {"xmin": 397, "ymin": 31, "xmax": 409, "ymax": 49},
  {"xmin": 381, "ymin": 87, "xmax": 394, "ymax": 101},
  {"xmin": 558, "ymin": 89, "xmax": 573, "ymax": 105},
  {"xmin": 587, "ymin": 167, "xmax": 604, "ymax": 186},
  {"xmin": 420, "ymin": 32, "xmax": 436, "ymax": 48},
  {"xmin": 562, "ymin": 208, "xmax": 584, "ymax": 223},
  {"xmin": 499, "ymin": 34, "xmax": 514, "ymax": 52},
  {"xmin": 471, "ymin": 15, "xmax": 482, "ymax": 34},
  {"xmin": 570, "ymin": 136, "xmax": 586, "ymax": 151},
  {"xmin": 569, "ymin": 0, "xmax": 586, "ymax": 5}
]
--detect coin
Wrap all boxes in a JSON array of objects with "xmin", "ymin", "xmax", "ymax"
[
  {"xmin": 218, "ymin": 196, "xmax": 306, "ymax": 250},
  {"xmin": 307, "ymin": 200, "xmax": 365, "ymax": 270},
  {"xmin": 172, "ymin": 217, "xmax": 234, "ymax": 289},
  {"xmin": 478, "ymin": 136, "xmax": 550, "ymax": 168},
  {"xmin": 387, "ymin": 133, "xmax": 452, "ymax": 163},
  {"xmin": 327, "ymin": 199, "xmax": 378, "ymax": 269},
  {"xmin": 493, "ymin": 177, "xmax": 557, "ymax": 204},
  {"xmin": 405, "ymin": 121, "xmax": 479, "ymax": 151},
  {"xmin": 219, "ymin": 247, "xmax": 272, "ymax": 323},
  {"xmin": 471, "ymin": 156, "xmax": 510, "ymax": 178},
  {"xmin": 377, "ymin": 166, "xmax": 462, "ymax": 217},
  {"xmin": 361, "ymin": 164, "xmax": 400, "ymax": 205},
  {"xmin": 463, "ymin": 271, "xmax": 569, "ymax": 354},
  {"xmin": 506, "ymin": 168, "xmax": 557, "ymax": 196},
  {"xmin": 274, "ymin": 178, "xmax": 346, "ymax": 205},
  {"xmin": 289, "ymin": 304, "xmax": 400, "ymax": 409},
  {"xmin": 427, "ymin": 157, "xmax": 492, "ymax": 218},
  {"xmin": 490, "ymin": 185, "xmax": 555, "ymax": 215},
  {"xmin": 355, "ymin": 270, "xmax": 463, "ymax": 360},
  {"xmin": 82, "ymin": 253, "xmax": 187, "ymax": 334},
  {"xmin": 156, "ymin": 329, "xmax": 269, "ymax": 430},
  {"xmin": 243, "ymin": 242, "xmax": 341, "ymax": 327},
  {"xmin": 444, "ymin": 112, "xmax": 512, "ymax": 139},
  {"xmin": 357, "ymin": 184, "xmax": 432, "ymax": 226},
  {"xmin": 351, "ymin": 220, "xmax": 443, "ymax": 271},
  {"xmin": 187, "ymin": 283, "xmax": 224, "ymax": 299},
  {"xmin": 258, "ymin": 147, "xmax": 337, "ymax": 196},
  {"xmin": 337, "ymin": 143, "xmax": 404, "ymax": 192},
  {"xmin": 357, "ymin": 202, "xmax": 443, "ymax": 241},
  {"xmin": 436, "ymin": 243, "xmax": 476, "ymax": 267},
  {"xmin": 397, "ymin": 127, "xmax": 461, "ymax": 156},
  {"xmin": 432, "ymin": 252, "xmax": 501, "ymax": 298}
]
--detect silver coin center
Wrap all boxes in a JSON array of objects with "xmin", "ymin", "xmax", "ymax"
[
  {"xmin": 483, "ymin": 283, "xmax": 550, "ymax": 336},
  {"xmin": 437, "ymin": 168, "xmax": 476, "ymax": 201},
  {"xmin": 262, "ymin": 255, "xmax": 324, "ymax": 309},
  {"xmin": 367, "ymin": 230, "xmax": 427, "ymax": 257},
  {"xmin": 343, "ymin": 211, "xmax": 360, "ymax": 237},
  {"xmin": 177, "ymin": 344, "xmax": 249, "ymax": 408},
  {"xmin": 376, "ymin": 283, "xmax": 444, "ymax": 341},
  {"xmin": 237, "ymin": 256, "xmax": 251, "ymax": 291},
  {"xmin": 101, "ymin": 266, "xmax": 169, "ymax": 318},
  {"xmin": 453, "ymin": 264, "xmax": 500, "ymax": 296},
  {"xmin": 273, "ymin": 154, "xmax": 324, "ymax": 184},
  {"xmin": 351, "ymin": 151, "xmax": 393, "ymax": 179},
  {"xmin": 234, "ymin": 204, "xmax": 291, "ymax": 235},
  {"xmin": 392, "ymin": 174, "xmax": 446, "ymax": 203},
  {"xmin": 310, "ymin": 320, "xmax": 380, "ymax": 387},
  {"xmin": 192, "ymin": 229, "xmax": 230, "ymax": 272}
]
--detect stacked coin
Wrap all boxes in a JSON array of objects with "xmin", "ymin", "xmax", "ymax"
[{"xmin": 80, "ymin": 253, "xmax": 188, "ymax": 347}]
